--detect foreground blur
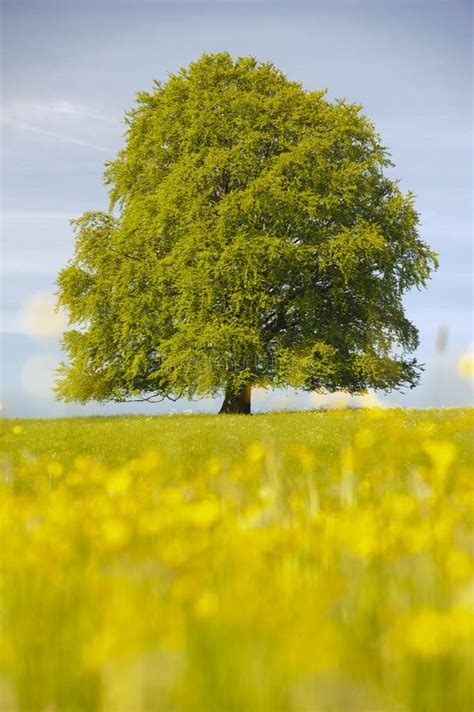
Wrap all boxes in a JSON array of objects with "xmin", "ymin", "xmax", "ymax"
[{"xmin": 1, "ymin": 410, "xmax": 473, "ymax": 711}]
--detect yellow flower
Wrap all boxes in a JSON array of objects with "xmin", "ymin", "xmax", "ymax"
[
  {"xmin": 404, "ymin": 607, "xmax": 474, "ymax": 657},
  {"xmin": 102, "ymin": 518, "xmax": 130, "ymax": 547},
  {"xmin": 11, "ymin": 425, "xmax": 22, "ymax": 435},
  {"xmin": 193, "ymin": 590, "xmax": 219, "ymax": 618},
  {"xmin": 206, "ymin": 456, "xmax": 222, "ymax": 477},
  {"xmin": 47, "ymin": 462, "xmax": 63, "ymax": 479},
  {"xmin": 446, "ymin": 607, "xmax": 474, "ymax": 641},
  {"xmin": 354, "ymin": 428, "xmax": 376, "ymax": 450},
  {"xmin": 386, "ymin": 493, "xmax": 417, "ymax": 519},
  {"xmin": 159, "ymin": 539, "xmax": 188, "ymax": 567},
  {"xmin": 160, "ymin": 486, "xmax": 183, "ymax": 507},
  {"xmin": 139, "ymin": 510, "xmax": 163, "ymax": 535},
  {"xmin": 346, "ymin": 511, "xmax": 379, "ymax": 558},
  {"xmin": 446, "ymin": 549, "xmax": 472, "ymax": 583},
  {"xmin": 135, "ymin": 449, "xmax": 161, "ymax": 473},
  {"xmin": 405, "ymin": 521, "xmax": 431, "ymax": 553},
  {"xmin": 106, "ymin": 468, "xmax": 131, "ymax": 496},
  {"xmin": 458, "ymin": 351, "xmax": 474, "ymax": 381},
  {"xmin": 340, "ymin": 447, "xmax": 355, "ymax": 507},
  {"xmin": 422, "ymin": 440, "xmax": 457, "ymax": 482},
  {"xmin": 187, "ymin": 498, "xmax": 220, "ymax": 527},
  {"xmin": 405, "ymin": 608, "xmax": 451, "ymax": 656},
  {"xmin": 82, "ymin": 629, "xmax": 116, "ymax": 669},
  {"xmin": 246, "ymin": 441, "xmax": 266, "ymax": 464},
  {"xmin": 296, "ymin": 446, "xmax": 317, "ymax": 471}
]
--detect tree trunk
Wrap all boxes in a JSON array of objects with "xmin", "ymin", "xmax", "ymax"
[{"xmin": 219, "ymin": 385, "xmax": 252, "ymax": 414}]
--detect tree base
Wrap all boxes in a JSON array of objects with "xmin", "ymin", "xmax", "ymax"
[{"xmin": 219, "ymin": 385, "xmax": 251, "ymax": 414}]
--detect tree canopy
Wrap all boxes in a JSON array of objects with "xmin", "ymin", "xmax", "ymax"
[{"xmin": 56, "ymin": 52, "xmax": 438, "ymax": 413}]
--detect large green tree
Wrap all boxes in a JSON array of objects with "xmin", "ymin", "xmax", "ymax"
[{"xmin": 56, "ymin": 53, "xmax": 437, "ymax": 414}]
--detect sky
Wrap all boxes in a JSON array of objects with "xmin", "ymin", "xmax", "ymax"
[{"xmin": 1, "ymin": 0, "xmax": 473, "ymax": 417}]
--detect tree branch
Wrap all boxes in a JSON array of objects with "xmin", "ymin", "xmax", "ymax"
[{"xmin": 106, "ymin": 244, "xmax": 142, "ymax": 262}]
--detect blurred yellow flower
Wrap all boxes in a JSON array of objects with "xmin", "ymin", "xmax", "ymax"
[
  {"xmin": 102, "ymin": 518, "xmax": 131, "ymax": 547},
  {"xmin": 47, "ymin": 462, "xmax": 63, "ymax": 478},
  {"xmin": 458, "ymin": 351, "xmax": 474, "ymax": 381},
  {"xmin": 296, "ymin": 446, "xmax": 317, "ymax": 471},
  {"xmin": 187, "ymin": 498, "xmax": 220, "ymax": 527},
  {"xmin": 193, "ymin": 590, "xmax": 219, "ymax": 618},
  {"xmin": 405, "ymin": 607, "xmax": 474, "ymax": 657},
  {"xmin": 354, "ymin": 428, "xmax": 376, "ymax": 450},
  {"xmin": 2, "ymin": 412, "xmax": 473, "ymax": 711},
  {"xmin": 405, "ymin": 608, "xmax": 451, "ymax": 656},
  {"xmin": 422, "ymin": 440, "xmax": 457, "ymax": 476},
  {"xmin": 446, "ymin": 549, "xmax": 473, "ymax": 583},
  {"xmin": 82, "ymin": 629, "xmax": 116, "ymax": 669},
  {"xmin": 346, "ymin": 511, "xmax": 379, "ymax": 558},
  {"xmin": 246, "ymin": 441, "xmax": 266, "ymax": 464},
  {"xmin": 106, "ymin": 468, "xmax": 131, "ymax": 496},
  {"xmin": 136, "ymin": 449, "xmax": 161, "ymax": 473},
  {"xmin": 160, "ymin": 486, "xmax": 184, "ymax": 507}
]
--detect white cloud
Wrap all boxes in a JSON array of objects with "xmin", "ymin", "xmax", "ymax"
[
  {"xmin": 2, "ymin": 117, "xmax": 114, "ymax": 153},
  {"xmin": 252, "ymin": 387, "xmax": 270, "ymax": 405},
  {"xmin": 21, "ymin": 353, "xmax": 59, "ymax": 400},
  {"xmin": 2, "ymin": 100, "xmax": 116, "ymax": 153},
  {"xmin": 29, "ymin": 100, "xmax": 115, "ymax": 124},
  {"xmin": 351, "ymin": 391, "xmax": 383, "ymax": 409},
  {"xmin": 18, "ymin": 292, "xmax": 68, "ymax": 339},
  {"xmin": 251, "ymin": 387, "xmax": 383, "ymax": 411},
  {"xmin": 3, "ymin": 99, "xmax": 115, "ymax": 124},
  {"xmin": 1, "ymin": 211, "xmax": 73, "ymax": 221},
  {"xmin": 312, "ymin": 390, "xmax": 383, "ymax": 410}
]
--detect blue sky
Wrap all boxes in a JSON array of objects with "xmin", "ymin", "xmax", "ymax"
[{"xmin": 1, "ymin": 0, "xmax": 472, "ymax": 416}]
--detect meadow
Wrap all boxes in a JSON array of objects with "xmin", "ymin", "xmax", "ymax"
[{"xmin": 1, "ymin": 407, "xmax": 473, "ymax": 711}]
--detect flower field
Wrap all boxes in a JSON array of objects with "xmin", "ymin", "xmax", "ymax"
[{"xmin": 1, "ymin": 408, "xmax": 473, "ymax": 711}]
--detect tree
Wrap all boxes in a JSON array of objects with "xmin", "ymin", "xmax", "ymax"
[{"xmin": 56, "ymin": 52, "xmax": 438, "ymax": 414}]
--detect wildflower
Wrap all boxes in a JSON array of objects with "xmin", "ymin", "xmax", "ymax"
[
  {"xmin": 47, "ymin": 462, "xmax": 63, "ymax": 479},
  {"xmin": 102, "ymin": 518, "xmax": 131, "ymax": 547},
  {"xmin": 445, "ymin": 549, "xmax": 472, "ymax": 583},
  {"xmin": 296, "ymin": 446, "xmax": 317, "ymax": 471},
  {"xmin": 106, "ymin": 468, "xmax": 131, "ymax": 496},
  {"xmin": 160, "ymin": 486, "xmax": 183, "ymax": 507},
  {"xmin": 340, "ymin": 447, "xmax": 355, "ymax": 507},
  {"xmin": 422, "ymin": 440, "xmax": 457, "ymax": 490},
  {"xmin": 136, "ymin": 450, "xmax": 161, "ymax": 474},
  {"xmin": 405, "ymin": 608, "xmax": 450, "ymax": 656},
  {"xmin": 422, "ymin": 440, "xmax": 456, "ymax": 472},
  {"xmin": 458, "ymin": 351, "xmax": 474, "ymax": 381},
  {"xmin": 246, "ymin": 442, "xmax": 266, "ymax": 464},
  {"xmin": 354, "ymin": 428, "xmax": 376, "ymax": 450},
  {"xmin": 187, "ymin": 498, "xmax": 220, "ymax": 527},
  {"xmin": 193, "ymin": 590, "xmax": 219, "ymax": 618}
]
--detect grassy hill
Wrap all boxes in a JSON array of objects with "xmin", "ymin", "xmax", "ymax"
[{"xmin": 1, "ymin": 408, "xmax": 473, "ymax": 711}]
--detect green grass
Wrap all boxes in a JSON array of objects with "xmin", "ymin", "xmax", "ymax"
[
  {"xmin": 1, "ymin": 408, "xmax": 473, "ymax": 712},
  {"xmin": 2, "ymin": 407, "xmax": 473, "ymax": 468}
]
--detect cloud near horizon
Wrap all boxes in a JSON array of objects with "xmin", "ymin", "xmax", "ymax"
[{"xmin": 19, "ymin": 292, "xmax": 68, "ymax": 339}]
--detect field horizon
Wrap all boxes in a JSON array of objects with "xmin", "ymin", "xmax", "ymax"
[{"xmin": 3, "ymin": 406, "xmax": 473, "ymax": 465}]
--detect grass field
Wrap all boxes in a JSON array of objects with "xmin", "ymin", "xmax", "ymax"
[{"xmin": 1, "ymin": 408, "xmax": 473, "ymax": 711}]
